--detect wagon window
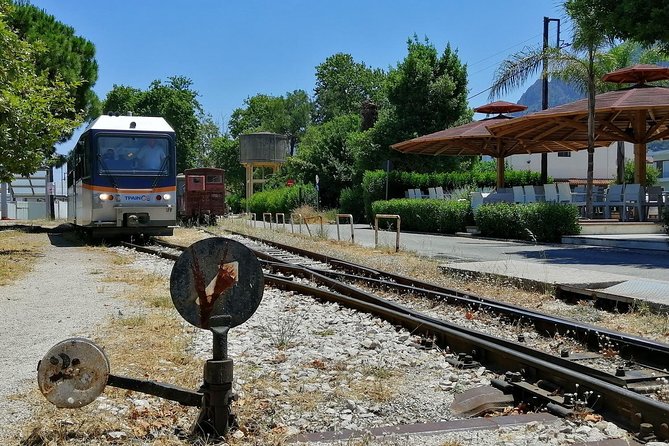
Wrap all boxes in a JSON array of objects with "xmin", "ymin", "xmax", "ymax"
[{"xmin": 206, "ymin": 175, "xmax": 222, "ymax": 183}]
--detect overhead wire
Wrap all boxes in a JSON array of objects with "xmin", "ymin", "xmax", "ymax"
[{"xmin": 467, "ymin": 22, "xmax": 571, "ymax": 101}]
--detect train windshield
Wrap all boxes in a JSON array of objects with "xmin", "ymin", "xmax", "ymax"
[{"xmin": 97, "ymin": 135, "xmax": 170, "ymax": 175}]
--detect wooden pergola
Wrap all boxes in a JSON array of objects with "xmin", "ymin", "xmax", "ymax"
[
  {"xmin": 487, "ymin": 65, "xmax": 669, "ymax": 185},
  {"xmin": 392, "ymin": 102, "xmax": 584, "ymax": 188}
]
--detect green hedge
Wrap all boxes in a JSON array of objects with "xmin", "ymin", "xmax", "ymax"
[
  {"xmin": 361, "ymin": 169, "xmax": 543, "ymax": 223},
  {"xmin": 247, "ymin": 184, "xmax": 317, "ymax": 215},
  {"xmin": 371, "ymin": 199, "xmax": 472, "ymax": 234},
  {"xmin": 339, "ymin": 185, "xmax": 365, "ymax": 223},
  {"xmin": 475, "ymin": 202, "xmax": 581, "ymax": 243},
  {"xmin": 662, "ymin": 208, "xmax": 669, "ymax": 235}
]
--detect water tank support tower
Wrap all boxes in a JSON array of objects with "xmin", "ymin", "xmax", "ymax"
[{"xmin": 239, "ymin": 133, "xmax": 290, "ymax": 210}]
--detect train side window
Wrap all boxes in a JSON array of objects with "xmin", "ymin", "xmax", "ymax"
[{"xmin": 206, "ymin": 175, "xmax": 222, "ymax": 183}]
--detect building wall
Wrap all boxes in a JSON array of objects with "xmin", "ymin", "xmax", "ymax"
[{"xmin": 507, "ymin": 141, "xmax": 634, "ymax": 182}]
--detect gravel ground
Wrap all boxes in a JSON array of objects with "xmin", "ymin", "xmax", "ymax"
[
  {"xmin": 0, "ymin": 233, "xmax": 132, "ymax": 443},
  {"xmin": 114, "ymin": 242, "xmax": 638, "ymax": 445}
]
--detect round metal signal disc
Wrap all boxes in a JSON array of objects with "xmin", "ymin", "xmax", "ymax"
[
  {"xmin": 37, "ymin": 338, "xmax": 110, "ymax": 408},
  {"xmin": 170, "ymin": 237, "xmax": 264, "ymax": 329}
]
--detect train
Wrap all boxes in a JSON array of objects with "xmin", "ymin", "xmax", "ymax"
[
  {"xmin": 176, "ymin": 167, "xmax": 227, "ymax": 224},
  {"xmin": 67, "ymin": 115, "xmax": 178, "ymax": 238}
]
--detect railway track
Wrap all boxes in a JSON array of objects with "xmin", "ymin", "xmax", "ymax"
[{"xmin": 122, "ymin": 234, "xmax": 669, "ymax": 442}]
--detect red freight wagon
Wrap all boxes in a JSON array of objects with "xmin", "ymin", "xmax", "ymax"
[{"xmin": 178, "ymin": 168, "xmax": 226, "ymax": 223}]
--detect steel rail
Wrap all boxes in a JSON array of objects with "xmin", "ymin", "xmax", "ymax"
[
  {"xmin": 265, "ymin": 273, "xmax": 669, "ymax": 441},
  {"xmin": 149, "ymin": 235, "xmax": 669, "ymax": 373},
  {"xmin": 220, "ymin": 231, "xmax": 669, "ymax": 369}
]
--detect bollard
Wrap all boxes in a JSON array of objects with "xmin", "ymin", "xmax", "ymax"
[
  {"xmin": 335, "ymin": 213, "xmax": 355, "ymax": 243},
  {"xmin": 374, "ymin": 214, "xmax": 401, "ymax": 252}
]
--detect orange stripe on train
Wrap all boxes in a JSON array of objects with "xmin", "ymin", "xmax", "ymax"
[{"xmin": 82, "ymin": 184, "xmax": 176, "ymax": 193}]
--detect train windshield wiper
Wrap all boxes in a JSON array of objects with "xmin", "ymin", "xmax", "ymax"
[
  {"xmin": 97, "ymin": 155, "xmax": 119, "ymax": 189},
  {"xmin": 151, "ymin": 156, "xmax": 169, "ymax": 189}
]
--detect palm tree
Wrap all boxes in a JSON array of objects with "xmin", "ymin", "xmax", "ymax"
[{"xmin": 490, "ymin": 46, "xmax": 603, "ymax": 218}]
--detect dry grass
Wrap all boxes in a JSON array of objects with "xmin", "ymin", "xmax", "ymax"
[
  {"xmin": 16, "ymin": 252, "xmax": 203, "ymax": 445},
  {"xmin": 0, "ymin": 230, "xmax": 46, "ymax": 286}
]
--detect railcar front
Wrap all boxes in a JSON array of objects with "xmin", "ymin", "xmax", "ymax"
[{"xmin": 67, "ymin": 115, "xmax": 177, "ymax": 238}]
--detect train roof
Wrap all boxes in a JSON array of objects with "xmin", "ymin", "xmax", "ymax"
[{"xmin": 86, "ymin": 115, "xmax": 175, "ymax": 133}]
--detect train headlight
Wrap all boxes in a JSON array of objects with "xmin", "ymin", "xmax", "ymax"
[
  {"xmin": 163, "ymin": 193, "xmax": 171, "ymax": 200},
  {"xmin": 99, "ymin": 193, "xmax": 114, "ymax": 201}
]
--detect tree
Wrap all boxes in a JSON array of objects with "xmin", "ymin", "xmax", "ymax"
[
  {"xmin": 576, "ymin": 0, "xmax": 669, "ymax": 52},
  {"xmin": 210, "ymin": 137, "xmax": 245, "ymax": 194},
  {"xmin": 103, "ymin": 85, "xmax": 142, "ymax": 115},
  {"xmin": 489, "ymin": 0, "xmax": 614, "ymax": 218},
  {"xmin": 0, "ymin": 0, "xmax": 81, "ymax": 182},
  {"xmin": 194, "ymin": 113, "xmax": 222, "ymax": 167},
  {"xmin": 313, "ymin": 53, "xmax": 385, "ymax": 123},
  {"xmin": 102, "ymin": 76, "xmax": 203, "ymax": 173},
  {"xmin": 8, "ymin": 0, "xmax": 100, "ymax": 122},
  {"xmin": 370, "ymin": 36, "xmax": 472, "ymax": 173},
  {"xmin": 287, "ymin": 114, "xmax": 360, "ymax": 207}
]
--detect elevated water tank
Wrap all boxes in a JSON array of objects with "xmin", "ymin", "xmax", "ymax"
[{"xmin": 239, "ymin": 133, "xmax": 290, "ymax": 164}]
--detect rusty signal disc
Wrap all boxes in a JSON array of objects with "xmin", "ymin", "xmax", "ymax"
[
  {"xmin": 37, "ymin": 338, "xmax": 110, "ymax": 408},
  {"xmin": 170, "ymin": 237, "xmax": 264, "ymax": 329}
]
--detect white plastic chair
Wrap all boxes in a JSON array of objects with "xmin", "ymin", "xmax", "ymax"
[
  {"xmin": 556, "ymin": 182, "xmax": 572, "ymax": 203},
  {"xmin": 543, "ymin": 184, "xmax": 558, "ymax": 202},
  {"xmin": 622, "ymin": 183, "xmax": 642, "ymax": 221},
  {"xmin": 601, "ymin": 184, "xmax": 624, "ymax": 219},
  {"xmin": 470, "ymin": 191, "xmax": 484, "ymax": 211},
  {"xmin": 428, "ymin": 187, "xmax": 437, "ymax": 199},
  {"xmin": 435, "ymin": 186, "xmax": 446, "ymax": 199},
  {"xmin": 642, "ymin": 186, "xmax": 664, "ymax": 221},
  {"xmin": 512, "ymin": 186, "xmax": 525, "ymax": 204},
  {"xmin": 523, "ymin": 185, "xmax": 538, "ymax": 203}
]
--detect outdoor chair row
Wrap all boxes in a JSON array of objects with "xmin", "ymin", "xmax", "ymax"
[
  {"xmin": 405, "ymin": 186, "xmax": 450, "ymax": 200},
  {"xmin": 470, "ymin": 183, "xmax": 665, "ymax": 222},
  {"xmin": 571, "ymin": 184, "xmax": 665, "ymax": 221}
]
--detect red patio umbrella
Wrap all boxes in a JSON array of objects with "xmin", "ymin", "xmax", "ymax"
[
  {"xmin": 392, "ymin": 101, "xmax": 584, "ymax": 188},
  {"xmin": 601, "ymin": 64, "xmax": 669, "ymax": 84}
]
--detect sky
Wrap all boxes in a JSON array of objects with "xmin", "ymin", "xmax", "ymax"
[{"xmin": 29, "ymin": 0, "xmax": 569, "ymax": 155}]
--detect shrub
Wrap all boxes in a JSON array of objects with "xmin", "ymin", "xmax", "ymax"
[
  {"xmin": 475, "ymin": 202, "xmax": 581, "ymax": 243},
  {"xmin": 361, "ymin": 169, "xmax": 545, "ymax": 223},
  {"xmin": 247, "ymin": 184, "xmax": 317, "ymax": 216},
  {"xmin": 225, "ymin": 193, "xmax": 244, "ymax": 214},
  {"xmin": 371, "ymin": 199, "xmax": 472, "ymax": 234},
  {"xmin": 339, "ymin": 186, "xmax": 365, "ymax": 223},
  {"xmin": 662, "ymin": 208, "xmax": 669, "ymax": 235}
]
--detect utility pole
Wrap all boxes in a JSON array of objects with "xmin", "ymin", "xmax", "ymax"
[{"xmin": 541, "ymin": 16, "xmax": 561, "ymax": 184}]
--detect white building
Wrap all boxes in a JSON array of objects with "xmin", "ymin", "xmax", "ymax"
[
  {"xmin": 507, "ymin": 142, "xmax": 634, "ymax": 185},
  {"xmin": 0, "ymin": 167, "xmax": 68, "ymax": 220}
]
